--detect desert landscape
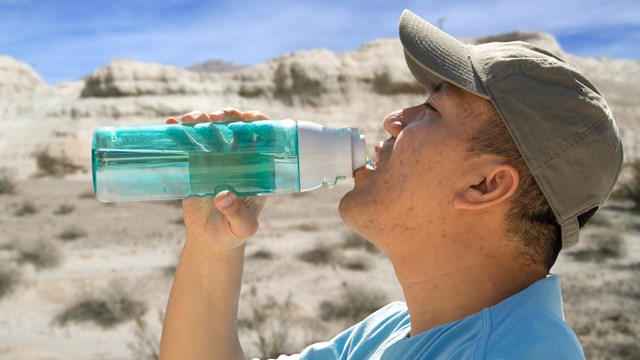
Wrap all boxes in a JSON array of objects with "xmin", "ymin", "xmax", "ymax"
[{"xmin": 0, "ymin": 31, "xmax": 639, "ymax": 359}]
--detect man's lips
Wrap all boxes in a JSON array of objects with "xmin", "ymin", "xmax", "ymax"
[
  {"xmin": 374, "ymin": 139, "xmax": 392, "ymax": 169},
  {"xmin": 353, "ymin": 138, "xmax": 391, "ymax": 177}
]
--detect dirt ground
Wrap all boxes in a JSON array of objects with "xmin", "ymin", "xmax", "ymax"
[{"xmin": 0, "ymin": 176, "xmax": 638, "ymax": 359}]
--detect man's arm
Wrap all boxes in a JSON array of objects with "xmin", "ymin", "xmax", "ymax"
[
  {"xmin": 160, "ymin": 210, "xmax": 248, "ymax": 359},
  {"xmin": 159, "ymin": 109, "xmax": 268, "ymax": 359}
]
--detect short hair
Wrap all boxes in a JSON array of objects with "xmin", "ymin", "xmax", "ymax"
[{"xmin": 467, "ymin": 107, "xmax": 562, "ymax": 271}]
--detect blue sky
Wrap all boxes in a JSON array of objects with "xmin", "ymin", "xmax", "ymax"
[{"xmin": 1, "ymin": 0, "xmax": 638, "ymax": 84}]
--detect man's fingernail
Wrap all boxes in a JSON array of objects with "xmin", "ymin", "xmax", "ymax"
[
  {"xmin": 219, "ymin": 191, "xmax": 234, "ymax": 208},
  {"xmin": 212, "ymin": 110, "xmax": 225, "ymax": 117}
]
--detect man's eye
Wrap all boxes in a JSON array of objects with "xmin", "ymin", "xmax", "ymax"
[{"xmin": 424, "ymin": 102, "xmax": 437, "ymax": 112}]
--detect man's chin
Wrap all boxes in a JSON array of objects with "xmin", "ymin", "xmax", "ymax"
[{"xmin": 338, "ymin": 189, "xmax": 357, "ymax": 226}]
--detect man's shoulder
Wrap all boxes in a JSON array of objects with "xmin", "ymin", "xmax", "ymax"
[
  {"xmin": 484, "ymin": 310, "xmax": 584, "ymax": 359},
  {"xmin": 483, "ymin": 281, "xmax": 585, "ymax": 360},
  {"xmin": 348, "ymin": 301, "xmax": 410, "ymax": 337}
]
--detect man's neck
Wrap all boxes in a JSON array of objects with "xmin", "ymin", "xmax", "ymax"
[{"xmin": 390, "ymin": 238, "xmax": 547, "ymax": 337}]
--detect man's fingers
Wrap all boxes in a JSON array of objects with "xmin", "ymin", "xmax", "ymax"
[
  {"xmin": 208, "ymin": 108, "xmax": 269, "ymax": 122},
  {"xmin": 213, "ymin": 191, "xmax": 260, "ymax": 241},
  {"xmin": 166, "ymin": 117, "xmax": 181, "ymax": 124},
  {"xmin": 241, "ymin": 111, "xmax": 268, "ymax": 121},
  {"xmin": 181, "ymin": 111, "xmax": 210, "ymax": 123}
]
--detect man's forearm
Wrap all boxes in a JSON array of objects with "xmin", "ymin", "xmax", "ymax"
[{"xmin": 160, "ymin": 232, "xmax": 246, "ymax": 360}]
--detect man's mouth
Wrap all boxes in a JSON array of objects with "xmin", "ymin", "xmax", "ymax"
[{"xmin": 367, "ymin": 159, "xmax": 377, "ymax": 170}]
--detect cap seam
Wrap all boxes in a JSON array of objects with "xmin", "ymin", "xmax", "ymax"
[
  {"xmin": 466, "ymin": 45, "xmax": 492, "ymax": 97},
  {"xmin": 480, "ymin": 57, "xmax": 567, "ymax": 84},
  {"xmin": 404, "ymin": 47, "xmax": 490, "ymax": 99},
  {"xmin": 529, "ymin": 113, "xmax": 608, "ymax": 170}
]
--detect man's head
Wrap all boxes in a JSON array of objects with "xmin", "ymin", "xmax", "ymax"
[
  {"xmin": 339, "ymin": 10, "xmax": 623, "ymax": 271},
  {"xmin": 398, "ymin": 9, "xmax": 623, "ymax": 248}
]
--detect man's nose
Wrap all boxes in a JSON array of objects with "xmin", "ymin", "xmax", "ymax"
[{"xmin": 382, "ymin": 110, "xmax": 406, "ymax": 138}]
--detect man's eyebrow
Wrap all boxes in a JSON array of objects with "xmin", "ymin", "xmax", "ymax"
[{"xmin": 429, "ymin": 80, "xmax": 447, "ymax": 95}]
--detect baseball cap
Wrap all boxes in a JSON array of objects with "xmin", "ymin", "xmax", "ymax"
[{"xmin": 399, "ymin": 10, "xmax": 623, "ymax": 248}]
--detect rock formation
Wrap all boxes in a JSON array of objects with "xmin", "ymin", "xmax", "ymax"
[{"xmin": 0, "ymin": 32, "xmax": 638, "ymax": 178}]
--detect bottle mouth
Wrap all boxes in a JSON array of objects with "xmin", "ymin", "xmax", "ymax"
[
  {"xmin": 349, "ymin": 128, "xmax": 367, "ymax": 172},
  {"xmin": 365, "ymin": 159, "xmax": 376, "ymax": 170}
]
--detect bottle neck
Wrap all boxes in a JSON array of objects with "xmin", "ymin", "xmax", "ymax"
[{"xmin": 296, "ymin": 121, "xmax": 367, "ymax": 191}]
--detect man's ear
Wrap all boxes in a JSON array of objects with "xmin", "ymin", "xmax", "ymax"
[{"xmin": 454, "ymin": 164, "xmax": 519, "ymax": 210}]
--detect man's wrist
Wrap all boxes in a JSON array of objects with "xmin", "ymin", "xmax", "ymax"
[{"xmin": 184, "ymin": 229, "xmax": 246, "ymax": 262}]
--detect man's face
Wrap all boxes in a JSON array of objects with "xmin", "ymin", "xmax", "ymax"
[{"xmin": 339, "ymin": 82, "xmax": 493, "ymax": 252}]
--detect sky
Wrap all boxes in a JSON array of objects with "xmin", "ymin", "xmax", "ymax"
[{"xmin": 1, "ymin": 0, "xmax": 639, "ymax": 85}]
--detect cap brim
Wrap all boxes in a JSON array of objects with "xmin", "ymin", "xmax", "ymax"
[{"xmin": 399, "ymin": 9, "xmax": 488, "ymax": 98}]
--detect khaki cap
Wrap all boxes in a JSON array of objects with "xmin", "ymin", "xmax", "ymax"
[{"xmin": 399, "ymin": 10, "xmax": 623, "ymax": 248}]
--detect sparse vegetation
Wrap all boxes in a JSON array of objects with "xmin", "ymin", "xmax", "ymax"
[
  {"xmin": 296, "ymin": 223, "xmax": 319, "ymax": 232},
  {"xmin": 128, "ymin": 313, "xmax": 162, "ymax": 360},
  {"xmin": 0, "ymin": 265, "xmax": 20, "ymax": 300},
  {"xmin": 54, "ymin": 203, "xmax": 75, "ymax": 215},
  {"xmin": 342, "ymin": 231, "xmax": 379, "ymax": 254},
  {"xmin": 298, "ymin": 243, "xmax": 334, "ymax": 265},
  {"xmin": 55, "ymin": 282, "xmax": 147, "ymax": 328},
  {"xmin": 299, "ymin": 242, "xmax": 374, "ymax": 271},
  {"xmin": 16, "ymin": 238, "xmax": 61, "ymax": 270},
  {"xmin": 338, "ymin": 255, "xmax": 372, "ymax": 271},
  {"xmin": 318, "ymin": 285, "xmax": 388, "ymax": 324},
  {"xmin": 163, "ymin": 264, "xmax": 177, "ymax": 277},
  {"xmin": 615, "ymin": 160, "xmax": 640, "ymax": 211},
  {"xmin": 33, "ymin": 149, "xmax": 83, "ymax": 177},
  {"xmin": 78, "ymin": 190, "xmax": 95, "ymax": 199},
  {"xmin": 0, "ymin": 168, "xmax": 17, "ymax": 195},
  {"xmin": 57, "ymin": 226, "xmax": 87, "ymax": 241},
  {"xmin": 240, "ymin": 286, "xmax": 299, "ymax": 359},
  {"xmin": 249, "ymin": 249, "xmax": 275, "ymax": 260},
  {"xmin": 567, "ymin": 229, "xmax": 627, "ymax": 263},
  {"xmin": 14, "ymin": 200, "xmax": 37, "ymax": 216}
]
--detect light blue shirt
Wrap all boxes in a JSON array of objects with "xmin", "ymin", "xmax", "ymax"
[{"xmin": 277, "ymin": 275, "xmax": 584, "ymax": 359}]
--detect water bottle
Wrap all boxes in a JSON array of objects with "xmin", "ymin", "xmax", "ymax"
[{"xmin": 91, "ymin": 120, "xmax": 368, "ymax": 202}]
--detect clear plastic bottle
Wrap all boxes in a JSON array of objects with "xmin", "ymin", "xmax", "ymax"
[{"xmin": 92, "ymin": 120, "xmax": 367, "ymax": 202}]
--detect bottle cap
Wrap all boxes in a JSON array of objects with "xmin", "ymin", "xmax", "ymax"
[{"xmin": 297, "ymin": 121, "xmax": 367, "ymax": 191}]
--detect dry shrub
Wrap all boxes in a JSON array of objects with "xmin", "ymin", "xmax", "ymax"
[
  {"xmin": 163, "ymin": 264, "xmax": 177, "ymax": 277},
  {"xmin": 55, "ymin": 280, "xmax": 147, "ymax": 328},
  {"xmin": 240, "ymin": 286, "xmax": 299, "ymax": 359},
  {"xmin": 0, "ymin": 168, "xmax": 17, "ymax": 195},
  {"xmin": 296, "ymin": 223, "xmax": 319, "ymax": 232},
  {"xmin": 57, "ymin": 226, "xmax": 87, "ymax": 241},
  {"xmin": 54, "ymin": 204, "xmax": 75, "ymax": 215},
  {"xmin": 567, "ymin": 229, "xmax": 627, "ymax": 263},
  {"xmin": 342, "ymin": 231, "xmax": 379, "ymax": 254},
  {"xmin": 127, "ymin": 312, "xmax": 163, "ymax": 360},
  {"xmin": 615, "ymin": 159, "xmax": 640, "ymax": 211},
  {"xmin": 338, "ymin": 255, "xmax": 372, "ymax": 271},
  {"xmin": 16, "ymin": 238, "xmax": 61, "ymax": 270},
  {"xmin": 33, "ymin": 149, "xmax": 83, "ymax": 177},
  {"xmin": 319, "ymin": 285, "xmax": 387, "ymax": 324},
  {"xmin": 299, "ymin": 243, "xmax": 373, "ymax": 271},
  {"xmin": 249, "ymin": 249, "xmax": 275, "ymax": 260},
  {"xmin": 14, "ymin": 200, "xmax": 37, "ymax": 216},
  {"xmin": 298, "ymin": 243, "xmax": 334, "ymax": 265},
  {"xmin": 0, "ymin": 264, "xmax": 21, "ymax": 300},
  {"xmin": 78, "ymin": 191, "xmax": 96, "ymax": 199}
]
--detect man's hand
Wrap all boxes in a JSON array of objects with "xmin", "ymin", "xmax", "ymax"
[
  {"xmin": 160, "ymin": 108, "xmax": 269, "ymax": 360},
  {"xmin": 166, "ymin": 108, "xmax": 269, "ymax": 249}
]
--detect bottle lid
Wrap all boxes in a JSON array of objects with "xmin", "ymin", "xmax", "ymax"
[{"xmin": 297, "ymin": 121, "xmax": 367, "ymax": 191}]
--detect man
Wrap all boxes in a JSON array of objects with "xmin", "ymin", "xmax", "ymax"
[{"xmin": 159, "ymin": 10, "xmax": 623, "ymax": 359}]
